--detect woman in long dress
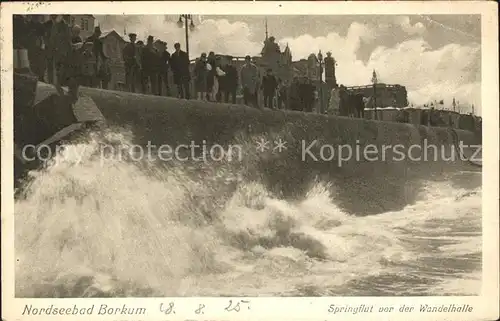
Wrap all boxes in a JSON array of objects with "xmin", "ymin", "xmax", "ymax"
[
  {"xmin": 209, "ymin": 56, "xmax": 226, "ymax": 101},
  {"xmin": 212, "ymin": 68, "xmax": 226, "ymax": 102},
  {"xmin": 194, "ymin": 53, "xmax": 208, "ymax": 100},
  {"xmin": 328, "ymin": 85, "xmax": 340, "ymax": 115},
  {"xmin": 206, "ymin": 51, "xmax": 216, "ymax": 99}
]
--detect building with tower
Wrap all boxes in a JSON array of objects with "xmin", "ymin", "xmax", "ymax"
[{"xmin": 106, "ymin": 17, "xmax": 409, "ymax": 108}]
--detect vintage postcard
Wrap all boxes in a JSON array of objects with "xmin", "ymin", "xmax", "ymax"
[{"xmin": 1, "ymin": 1, "xmax": 499, "ymax": 320}]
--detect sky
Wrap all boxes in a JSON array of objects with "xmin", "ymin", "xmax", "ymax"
[{"xmin": 96, "ymin": 14, "xmax": 481, "ymax": 114}]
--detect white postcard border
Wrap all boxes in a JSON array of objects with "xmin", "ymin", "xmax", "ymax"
[{"xmin": 1, "ymin": 2, "xmax": 499, "ymax": 320}]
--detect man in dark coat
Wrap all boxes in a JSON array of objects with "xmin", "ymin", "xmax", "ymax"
[
  {"xmin": 300, "ymin": 77, "xmax": 315, "ymax": 113},
  {"xmin": 157, "ymin": 41, "xmax": 171, "ymax": 96},
  {"xmin": 219, "ymin": 55, "xmax": 238, "ymax": 104},
  {"xmin": 43, "ymin": 15, "xmax": 58, "ymax": 84},
  {"xmin": 277, "ymin": 78, "xmax": 289, "ymax": 110},
  {"xmin": 261, "ymin": 68, "xmax": 278, "ymax": 109},
  {"xmin": 239, "ymin": 55, "xmax": 260, "ymax": 108},
  {"xmin": 351, "ymin": 93, "xmax": 365, "ymax": 118},
  {"xmin": 22, "ymin": 15, "xmax": 46, "ymax": 81},
  {"xmin": 141, "ymin": 35, "xmax": 160, "ymax": 95},
  {"xmin": 289, "ymin": 77, "xmax": 302, "ymax": 111},
  {"xmin": 42, "ymin": 15, "xmax": 84, "ymax": 102},
  {"xmin": 85, "ymin": 26, "xmax": 108, "ymax": 88},
  {"xmin": 13, "ymin": 15, "xmax": 29, "ymax": 50},
  {"xmin": 47, "ymin": 15, "xmax": 72, "ymax": 93},
  {"xmin": 170, "ymin": 42, "xmax": 191, "ymax": 99},
  {"xmin": 135, "ymin": 41, "xmax": 147, "ymax": 93},
  {"xmin": 338, "ymin": 85, "xmax": 350, "ymax": 116}
]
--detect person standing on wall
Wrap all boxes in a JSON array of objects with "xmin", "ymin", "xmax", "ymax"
[
  {"xmin": 157, "ymin": 41, "xmax": 171, "ymax": 96},
  {"xmin": 48, "ymin": 15, "xmax": 72, "ymax": 95},
  {"xmin": 99, "ymin": 58, "xmax": 112, "ymax": 90},
  {"xmin": 304, "ymin": 78, "xmax": 316, "ymax": 113},
  {"xmin": 67, "ymin": 24, "xmax": 87, "ymax": 91},
  {"xmin": 142, "ymin": 35, "xmax": 160, "ymax": 95},
  {"xmin": 338, "ymin": 85, "xmax": 349, "ymax": 116},
  {"xmin": 43, "ymin": 15, "xmax": 58, "ymax": 84},
  {"xmin": 24, "ymin": 15, "xmax": 46, "ymax": 82},
  {"xmin": 288, "ymin": 77, "xmax": 302, "ymax": 111},
  {"xmin": 212, "ymin": 56, "xmax": 226, "ymax": 102},
  {"xmin": 122, "ymin": 33, "xmax": 138, "ymax": 93},
  {"xmin": 86, "ymin": 26, "xmax": 108, "ymax": 88},
  {"xmin": 193, "ymin": 53, "xmax": 208, "ymax": 101},
  {"xmin": 13, "ymin": 15, "xmax": 33, "ymax": 76},
  {"xmin": 220, "ymin": 55, "xmax": 238, "ymax": 104},
  {"xmin": 261, "ymin": 68, "xmax": 278, "ymax": 109},
  {"xmin": 46, "ymin": 15, "xmax": 85, "ymax": 102},
  {"xmin": 80, "ymin": 41, "xmax": 96, "ymax": 88},
  {"xmin": 240, "ymin": 55, "xmax": 259, "ymax": 108},
  {"xmin": 170, "ymin": 42, "xmax": 191, "ymax": 99},
  {"xmin": 206, "ymin": 51, "xmax": 217, "ymax": 101},
  {"xmin": 327, "ymin": 84, "xmax": 340, "ymax": 116},
  {"xmin": 135, "ymin": 41, "xmax": 147, "ymax": 94},
  {"xmin": 277, "ymin": 78, "xmax": 289, "ymax": 110},
  {"xmin": 297, "ymin": 77, "xmax": 315, "ymax": 113}
]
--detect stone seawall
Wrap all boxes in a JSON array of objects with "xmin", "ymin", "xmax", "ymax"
[
  {"xmin": 71, "ymin": 86, "xmax": 479, "ymax": 152},
  {"xmin": 17, "ymin": 84, "xmax": 481, "ymax": 213}
]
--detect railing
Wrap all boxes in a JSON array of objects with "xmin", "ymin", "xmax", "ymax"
[{"xmin": 346, "ymin": 84, "xmax": 402, "ymax": 90}]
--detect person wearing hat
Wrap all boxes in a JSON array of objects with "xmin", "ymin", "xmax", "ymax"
[
  {"xmin": 47, "ymin": 15, "xmax": 73, "ymax": 94},
  {"xmin": 13, "ymin": 15, "xmax": 32, "ymax": 78},
  {"xmin": 277, "ymin": 78, "xmax": 289, "ymax": 110},
  {"xmin": 43, "ymin": 15, "xmax": 85, "ymax": 102},
  {"xmin": 122, "ymin": 33, "xmax": 138, "ymax": 92},
  {"xmin": 218, "ymin": 55, "xmax": 238, "ymax": 104},
  {"xmin": 135, "ymin": 40, "xmax": 147, "ymax": 93},
  {"xmin": 141, "ymin": 35, "xmax": 160, "ymax": 95},
  {"xmin": 24, "ymin": 15, "xmax": 46, "ymax": 81},
  {"xmin": 42, "ymin": 15, "xmax": 59, "ymax": 84},
  {"xmin": 239, "ymin": 55, "xmax": 260, "ymax": 108},
  {"xmin": 211, "ymin": 55, "xmax": 227, "ymax": 102},
  {"xmin": 193, "ymin": 52, "xmax": 208, "ymax": 100},
  {"xmin": 85, "ymin": 26, "xmax": 108, "ymax": 88},
  {"xmin": 170, "ymin": 42, "xmax": 191, "ymax": 99},
  {"xmin": 261, "ymin": 68, "xmax": 278, "ymax": 109},
  {"xmin": 157, "ymin": 41, "xmax": 171, "ymax": 97},
  {"xmin": 288, "ymin": 77, "xmax": 302, "ymax": 111},
  {"xmin": 299, "ymin": 77, "xmax": 315, "ymax": 113},
  {"xmin": 338, "ymin": 85, "xmax": 349, "ymax": 117}
]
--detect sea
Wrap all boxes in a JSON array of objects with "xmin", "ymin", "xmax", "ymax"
[{"xmin": 14, "ymin": 128, "xmax": 482, "ymax": 297}]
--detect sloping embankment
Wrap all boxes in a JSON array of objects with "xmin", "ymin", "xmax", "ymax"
[{"xmin": 34, "ymin": 85, "xmax": 482, "ymax": 214}]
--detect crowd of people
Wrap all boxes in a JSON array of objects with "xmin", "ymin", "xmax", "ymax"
[
  {"xmin": 121, "ymin": 32, "xmax": 319, "ymax": 112},
  {"xmin": 13, "ymin": 14, "xmax": 111, "ymax": 102},
  {"xmin": 13, "ymin": 14, "xmax": 331, "ymax": 113},
  {"xmin": 328, "ymin": 85, "xmax": 367, "ymax": 117}
]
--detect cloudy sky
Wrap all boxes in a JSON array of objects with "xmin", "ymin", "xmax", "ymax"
[{"xmin": 96, "ymin": 14, "xmax": 481, "ymax": 114}]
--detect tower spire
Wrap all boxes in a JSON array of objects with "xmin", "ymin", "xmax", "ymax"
[
  {"xmin": 371, "ymin": 69, "xmax": 378, "ymax": 84},
  {"xmin": 265, "ymin": 18, "xmax": 268, "ymax": 41}
]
